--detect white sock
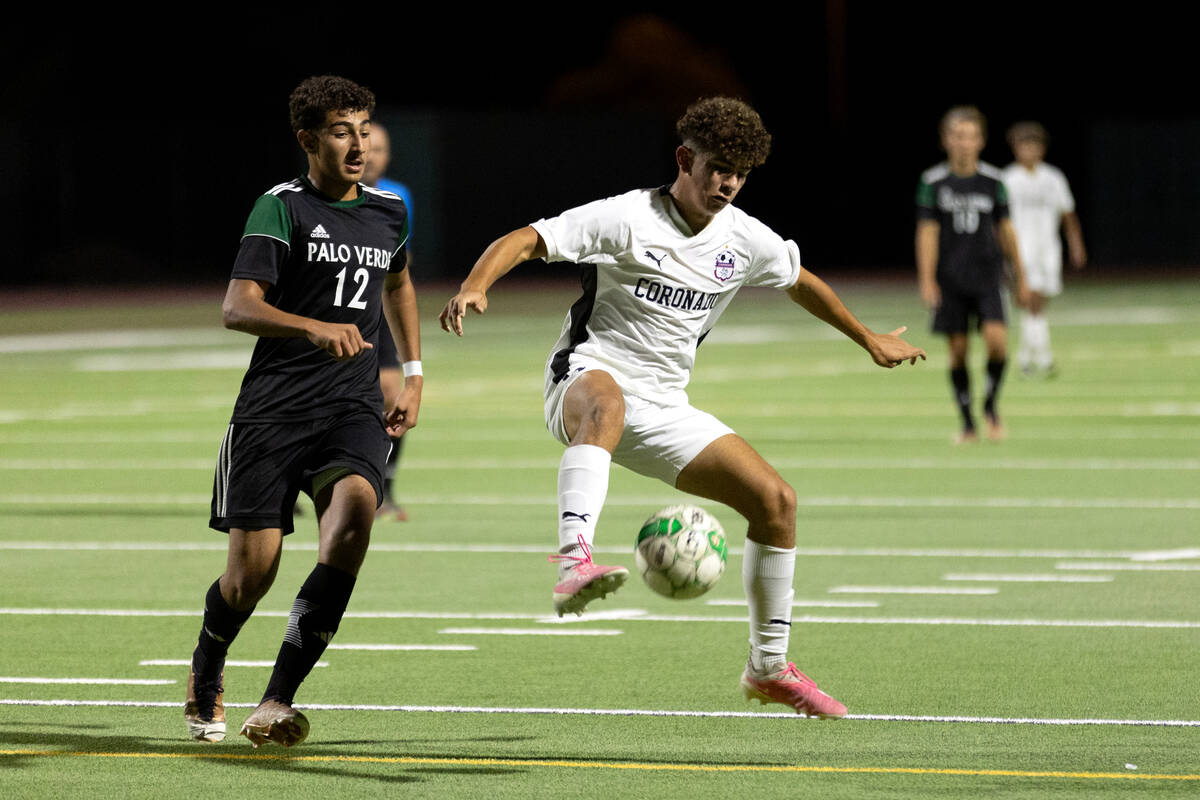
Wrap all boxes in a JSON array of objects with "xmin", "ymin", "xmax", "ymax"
[
  {"xmin": 1030, "ymin": 313, "xmax": 1053, "ymax": 368},
  {"xmin": 1018, "ymin": 314, "xmax": 1036, "ymax": 368},
  {"xmin": 743, "ymin": 539, "xmax": 796, "ymax": 674},
  {"xmin": 556, "ymin": 444, "xmax": 611, "ymax": 575}
]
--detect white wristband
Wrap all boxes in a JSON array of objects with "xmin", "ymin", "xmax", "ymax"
[{"xmin": 402, "ymin": 360, "xmax": 423, "ymax": 378}]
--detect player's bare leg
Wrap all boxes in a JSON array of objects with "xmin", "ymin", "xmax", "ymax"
[
  {"xmin": 242, "ymin": 475, "xmax": 375, "ymax": 747},
  {"xmin": 981, "ymin": 321, "xmax": 1009, "ymax": 440},
  {"xmin": 946, "ymin": 332, "xmax": 976, "ymax": 443},
  {"xmin": 549, "ymin": 372, "xmax": 629, "ymax": 616},
  {"xmin": 186, "ymin": 529, "xmax": 282, "ymax": 742},
  {"xmin": 676, "ymin": 435, "xmax": 845, "ymax": 719}
]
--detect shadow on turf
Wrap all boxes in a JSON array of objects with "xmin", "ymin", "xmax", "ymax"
[{"xmin": 0, "ymin": 729, "xmax": 531, "ymax": 783}]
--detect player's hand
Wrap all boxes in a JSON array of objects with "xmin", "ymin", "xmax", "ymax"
[
  {"xmin": 438, "ymin": 290, "xmax": 488, "ymax": 336},
  {"xmin": 867, "ymin": 326, "xmax": 927, "ymax": 368},
  {"xmin": 919, "ymin": 280, "xmax": 941, "ymax": 310},
  {"xmin": 307, "ymin": 321, "xmax": 372, "ymax": 360},
  {"xmin": 385, "ymin": 377, "xmax": 422, "ymax": 436},
  {"xmin": 1015, "ymin": 280, "xmax": 1033, "ymax": 309}
]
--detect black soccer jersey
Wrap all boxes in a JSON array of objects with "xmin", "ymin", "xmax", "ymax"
[
  {"xmin": 916, "ymin": 162, "xmax": 1009, "ymax": 292},
  {"xmin": 228, "ymin": 176, "xmax": 409, "ymax": 422}
]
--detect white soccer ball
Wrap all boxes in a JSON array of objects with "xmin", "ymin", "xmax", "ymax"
[{"xmin": 635, "ymin": 505, "xmax": 727, "ymax": 599}]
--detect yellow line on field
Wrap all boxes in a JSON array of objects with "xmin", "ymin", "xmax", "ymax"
[{"xmin": 1, "ymin": 749, "xmax": 1197, "ymax": 781}]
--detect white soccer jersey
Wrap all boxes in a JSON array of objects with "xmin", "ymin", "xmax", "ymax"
[
  {"xmin": 1003, "ymin": 162, "xmax": 1075, "ymax": 277},
  {"xmin": 531, "ymin": 187, "xmax": 802, "ymax": 406}
]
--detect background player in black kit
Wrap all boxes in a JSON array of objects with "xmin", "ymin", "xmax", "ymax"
[
  {"xmin": 916, "ymin": 106, "xmax": 1029, "ymax": 442},
  {"xmin": 184, "ymin": 75, "xmax": 422, "ymax": 747}
]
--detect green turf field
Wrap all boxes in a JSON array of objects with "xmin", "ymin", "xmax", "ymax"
[{"xmin": 1, "ymin": 276, "xmax": 1198, "ymax": 798}]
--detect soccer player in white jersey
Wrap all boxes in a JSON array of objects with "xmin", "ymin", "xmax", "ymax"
[
  {"xmin": 1004, "ymin": 122, "xmax": 1087, "ymax": 376},
  {"xmin": 439, "ymin": 97, "xmax": 925, "ymax": 719}
]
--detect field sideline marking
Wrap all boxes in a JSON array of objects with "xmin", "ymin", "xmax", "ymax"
[
  {"xmin": 0, "ymin": 677, "xmax": 173, "ymax": 686},
  {"xmin": 139, "ymin": 660, "xmax": 328, "ymax": 668},
  {"xmin": 1, "ymin": 700, "xmax": 1198, "ymax": 729},
  {"xmin": 942, "ymin": 574, "xmax": 1114, "ymax": 583},
  {"xmin": 7, "ymin": 541, "xmax": 1195, "ymax": 561},
  {"xmin": 4, "ymin": 456, "xmax": 1199, "ymax": 471},
  {"xmin": 4, "ymin": 541, "xmax": 1196, "ymax": 566},
  {"xmin": 438, "ymin": 627, "xmax": 623, "ymax": 637},
  {"xmin": 3, "ymin": 607, "xmax": 1199, "ymax": 628},
  {"xmin": 0, "ymin": 749, "xmax": 1196, "ymax": 782},
  {"xmin": 828, "ymin": 586, "xmax": 999, "ymax": 595},
  {"xmin": 3, "ymin": 494, "xmax": 1199, "ymax": 510},
  {"xmin": 1058, "ymin": 562, "xmax": 1200, "ymax": 572},
  {"xmin": 4, "ymin": 426, "xmax": 1198, "ymax": 443}
]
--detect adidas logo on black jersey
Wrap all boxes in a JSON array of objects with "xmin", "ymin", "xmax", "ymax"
[{"xmin": 310, "ymin": 225, "xmax": 331, "ymax": 239}]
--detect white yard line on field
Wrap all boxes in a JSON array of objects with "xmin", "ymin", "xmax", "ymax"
[
  {"xmin": 438, "ymin": 627, "xmax": 623, "ymax": 637},
  {"xmin": 0, "ymin": 677, "xmax": 174, "ymax": 685},
  {"xmin": 11, "ymin": 493, "xmax": 1193, "ymax": 511},
  {"xmin": 705, "ymin": 599, "xmax": 881, "ymax": 608},
  {"xmin": 1126, "ymin": 548, "xmax": 1200, "ymax": 562},
  {"xmin": 138, "ymin": 660, "xmax": 327, "ymax": 668},
  {"xmin": 3, "ymin": 426, "xmax": 1198, "ymax": 444},
  {"xmin": 4, "ymin": 607, "xmax": 1198, "ymax": 628},
  {"xmin": 1, "ymin": 541, "xmax": 1191, "ymax": 563},
  {"xmin": 325, "ymin": 644, "xmax": 477, "ymax": 652},
  {"xmin": 4, "ymin": 455, "xmax": 1200, "ymax": 471},
  {"xmin": 1057, "ymin": 562, "xmax": 1200, "ymax": 572},
  {"xmin": 941, "ymin": 574, "xmax": 1113, "ymax": 583},
  {"xmin": 0, "ymin": 697, "xmax": 1197, "ymax": 726},
  {"xmin": 828, "ymin": 586, "xmax": 999, "ymax": 595}
]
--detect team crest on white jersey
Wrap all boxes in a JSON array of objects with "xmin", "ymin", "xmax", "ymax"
[{"xmin": 713, "ymin": 249, "xmax": 736, "ymax": 282}]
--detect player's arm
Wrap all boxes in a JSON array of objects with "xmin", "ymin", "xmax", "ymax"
[
  {"xmin": 382, "ymin": 265, "xmax": 422, "ymax": 435},
  {"xmin": 1062, "ymin": 211, "xmax": 1087, "ymax": 269},
  {"xmin": 438, "ymin": 226, "xmax": 548, "ymax": 336},
  {"xmin": 786, "ymin": 268, "xmax": 926, "ymax": 368},
  {"xmin": 995, "ymin": 218, "xmax": 1031, "ymax": 307},
  {"xmin": 915, "ymin": 219, "xmax": 941, "ymax": 309},
  {"xmin": 221, "ymin": 278, "xmax": 371, "ymax": 360}
]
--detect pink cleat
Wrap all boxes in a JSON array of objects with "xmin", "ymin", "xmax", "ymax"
[
  {"xmin": 549, "ymin": 536, "xmax": 628, "ymax": 617},
  {"xmin": 740, "ymin": 661, "xmax": 847, "ymax": 719}
]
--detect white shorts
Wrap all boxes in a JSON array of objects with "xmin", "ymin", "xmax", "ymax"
[
  {"xmin": 544, "ymin": 358, "xmax": 734, "ymax": 485},
  {"xmin": 1022, "ymin": 255, "xmax": 1063, "ymax": 296}
]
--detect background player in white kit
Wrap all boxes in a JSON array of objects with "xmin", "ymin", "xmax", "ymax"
[
  {"xmin": 440, "ymin": 97, "xmax": 925, "ymax": 719},
  {"xmin": 1003, "ymin": 122, "xmax": 1087, "ymax": 376}
]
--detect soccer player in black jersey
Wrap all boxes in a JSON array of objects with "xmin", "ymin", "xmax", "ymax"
[
  {"xmin": 916, "ymin": 106, "xmax": 1029, "ymax": 442},
  {"xmin": 184, "ymin": 75, "xmax": 422, "ymax": 747}
]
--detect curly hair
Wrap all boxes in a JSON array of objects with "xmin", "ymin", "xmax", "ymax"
[
  {"xmin": 289, "ymin": 75, "xmax": 376, "ymax": 133},
  {"xmin": 939, "ymin": 105, "xmax": 988, "ymax": 140},
  {"xmin": 675, "ymin": 97, "xmax": 772, "ymax": 169}
]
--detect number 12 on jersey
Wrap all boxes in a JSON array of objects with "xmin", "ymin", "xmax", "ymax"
[{"xmin": 333, "ymin": 267, "xmax": 369, "ymax": 309}]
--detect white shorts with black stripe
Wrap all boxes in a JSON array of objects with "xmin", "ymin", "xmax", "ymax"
[{"xmin": 544, "ymin": 354, "xmax": 734, "ymax": 485}]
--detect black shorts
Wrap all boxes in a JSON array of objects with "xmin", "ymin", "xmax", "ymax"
[
  {"xmin": 932, "ymin": 284, "xmax": 1007, "ymax": 334},
  {"xmin": 209, "ymin": 409, "xmax": 391, "ymax": 534}
]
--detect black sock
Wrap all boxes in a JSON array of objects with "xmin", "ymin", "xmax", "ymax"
[
  {"xmin": 193, "ymin": 579, "xmax": 254, "ymax": 680},
  {"xmin": 262, "ymin": 563, "xmax": 357, "ymax": 706},
  {"xmin": 984, "ymin": 358, "xmax": 1007, "ymax": 419},
  {"xmin": 949, "ymin": 367, "xmax": 975, "ymax": 430}
]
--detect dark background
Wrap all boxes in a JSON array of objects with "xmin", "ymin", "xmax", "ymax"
[{"xmin": 3, "ymin": 5, "xmax": 1197, "ymax": 288}]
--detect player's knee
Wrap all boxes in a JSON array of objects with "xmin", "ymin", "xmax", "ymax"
[
  {"xmin": 750, "ymin": 478, "xmax": 796, "ymax": 532},
  {"xmin": 587, "ymin": 392, "xmax": 625, "ymax": 429}
]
